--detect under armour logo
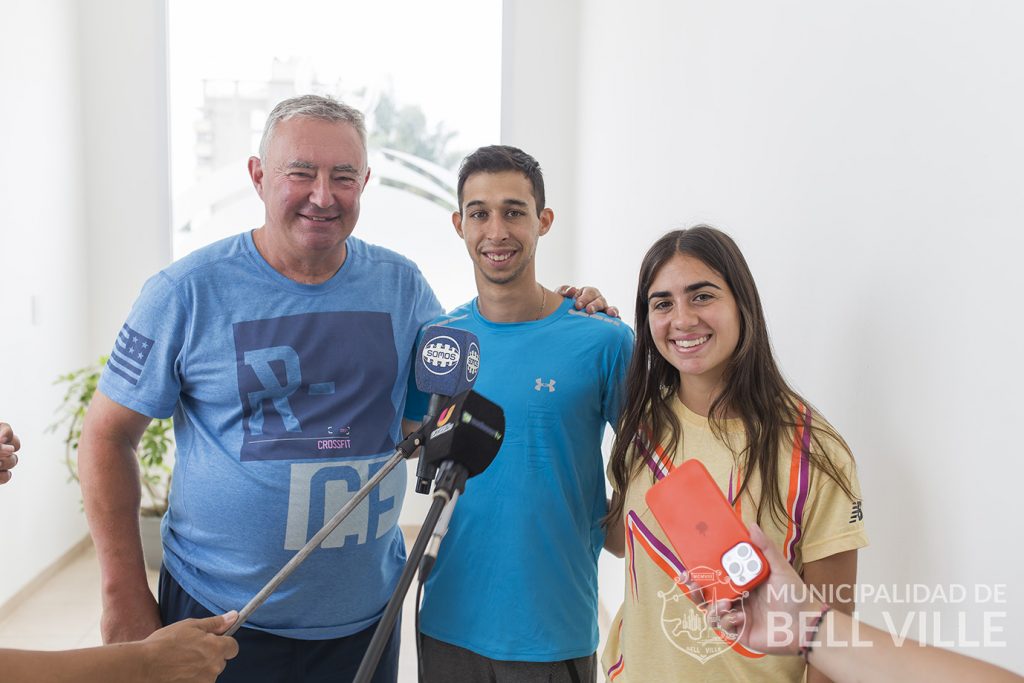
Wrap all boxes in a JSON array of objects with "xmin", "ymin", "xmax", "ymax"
[
  {"xmin": 849, "ymin": 500, "xmax": 863, "ymax": 523},
  {"xmin": 534, "ymin": 378, "xmax": 556, "ymax": 392}
]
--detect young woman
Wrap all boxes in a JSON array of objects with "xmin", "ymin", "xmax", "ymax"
[{"xmin": 602, "ymin": 226, "xmax": 868, "ymax": 682}]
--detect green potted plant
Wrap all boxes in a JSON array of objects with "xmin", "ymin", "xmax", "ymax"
[{"xmin": 51, "ymin": 355, "xmax": 173, "ymax": 570}]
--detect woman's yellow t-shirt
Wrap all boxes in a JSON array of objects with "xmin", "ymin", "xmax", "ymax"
[{"xmin": 602, "ymin": 396, "xmax": 868, "ymax": 682}]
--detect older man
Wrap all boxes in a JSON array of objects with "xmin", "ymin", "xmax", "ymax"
[
  {"xmin": 79, "ymin": 95, "xmax": 607, "ymax": 682},
  {"xmin": 79, "ymin": 95, "xmax": 440, "ymax": 682}
]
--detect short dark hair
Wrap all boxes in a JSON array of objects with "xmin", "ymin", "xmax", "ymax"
[{"xmin": 457, "ymin": 145, "xmax": 546, "ymax": 216}]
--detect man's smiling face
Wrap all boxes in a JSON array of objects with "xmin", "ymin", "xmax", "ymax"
[
  {"xmin": 250, "ymin": 116, "xmax": 369, "ymax": 257},
  {"xmin": 453, "ymin": 170, "xmax": 552, "ymax": 286}
]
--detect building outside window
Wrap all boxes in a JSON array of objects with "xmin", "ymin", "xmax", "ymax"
[{"xmin": 168, "ymin": 0, "xmax": 502, "ymax": 310}]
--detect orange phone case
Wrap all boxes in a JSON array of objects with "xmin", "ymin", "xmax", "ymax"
[{"xmin": 645, "ymin": 459, "xmax": 770, "ymax": 601}]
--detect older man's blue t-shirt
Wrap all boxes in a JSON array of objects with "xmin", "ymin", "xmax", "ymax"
[
  {"xmin": 99, "ymin": 232, "xmax": 442, "ymax": 639},
  {"xmin": 408, "ymin": 298, "xmax": 634, "ymax": 660}
]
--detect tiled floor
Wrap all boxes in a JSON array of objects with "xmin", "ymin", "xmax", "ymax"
[
  {"xmin": 0, "ymin": 536, "xmax": 423, "ymax": 680},
  {"xmin": 0, "ymin": 542, "xmax": 118, "ymax": 652},
  {"xmin": 0, "ymin": 533, "xmax": 612, "ymax": 681}
]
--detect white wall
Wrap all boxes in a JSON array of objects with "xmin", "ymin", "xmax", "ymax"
[
  {"xmin": 0, "ymin": 0, "xmax": 92, "ymax": 608},
  {"xmin": 0, "ymin": 0, "xmax": 171, "ymax": 609},
  {"xmin": 5, "ymin": 1, "xmax": 1020, "ymax": 671},
  {"xmin": 501, "ymin": 0, "xmax": 581, "ymax": 289},
  {"xmin": 504, "ymin": 0, "xmax": 1023, "ymax": 673},
  {"xmin": 79, "ymin": 0, "xmax": 172, "ymax": 355}
]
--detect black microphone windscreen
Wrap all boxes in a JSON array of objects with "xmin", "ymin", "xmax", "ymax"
[
  {"xmin": 415, "ymin": 326, "xmax": 480, "ymax": 399},
  {"xmin": 423, "ymin": 390, "xmax": 504, "ymax": 477}
]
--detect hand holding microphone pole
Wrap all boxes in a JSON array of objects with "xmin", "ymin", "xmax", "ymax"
[
  {"xmin": 414, "ymin": 326, "xmax": 480, "ymax": 493},
  {"xmin": 226, "ymin": 327, "xmax": 482, "ymax": 636}
]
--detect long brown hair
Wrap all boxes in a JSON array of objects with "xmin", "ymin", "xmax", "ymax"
[{"xmin": 605, "ymin": 226, "xmax": 855, "ymax": 529}]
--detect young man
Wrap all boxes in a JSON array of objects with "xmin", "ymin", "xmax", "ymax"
[
  {"xmin": 410, "ymin": 146, "xmax": 634, "ymax": 682},
  {"xmin": 78, "ymin": 97, "xmax": 608, "ymax": 682}
]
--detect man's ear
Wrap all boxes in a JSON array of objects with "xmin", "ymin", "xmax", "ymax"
[
  {"xmin": 248, "ymin": 156, "xmax": 265, "ymax": 197},
  {"xmin": 452, "ymin": 211, "xmax": 465, "ymax": 239},
  {"xmin": 538, "ymin": 207, "xmax": 554, "ymax": 237}
]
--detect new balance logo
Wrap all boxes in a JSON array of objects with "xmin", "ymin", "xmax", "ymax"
[
  {"xmin": 534, "ymin": 378, "xmax": 556, "ymax": 393},
  {"xmin": 849, "ymin": 500, "xmax": 863, "ymax": 523}
]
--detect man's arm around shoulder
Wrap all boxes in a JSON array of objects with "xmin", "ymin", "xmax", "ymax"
[{"xmin": 78, "ymin": 391, "xmax": 163, "ymax": 643}]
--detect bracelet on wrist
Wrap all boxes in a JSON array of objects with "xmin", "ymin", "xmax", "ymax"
[{"xmin": 798, "ymin": 603, "xmax": 831, "ymax": 662}]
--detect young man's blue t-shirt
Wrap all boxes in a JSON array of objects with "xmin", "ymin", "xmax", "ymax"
[
  {"xmin": 407, "ymin": 297, "xmax": 634, "ymax": 660},
  {"xmin": 99, "ymin": 232, "xmax": 442, "ymax": 639}
]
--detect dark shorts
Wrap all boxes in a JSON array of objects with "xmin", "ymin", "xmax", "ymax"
[
  {"xmin": 420, "ymin": 634, "xmax": 596, "ymax": 683},
  {"xmin": 159, "ymin": 565, "xmax": 400, "ymax": 683}
]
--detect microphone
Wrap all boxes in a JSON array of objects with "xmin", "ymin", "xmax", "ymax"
[
  {"xmin": 228, "ymin": 385, "xmax": 497, "ymax": 641},
  {"xmin": 421, "ymin": 389, "xmax": 503, "ymax": 478},
  {"xmin": 418, "ymin": 389, "xmax": 505, "ymax": 581},
  {"xmin": 419, "ymin": 490, "xmax": 459, "ymax": 581},
  {"xmin": 414, "ymin": 326, "xmax": 480, "ymax": 493},
  {"xmin": 352, "ymin": 389, "xmax": 503, "ymax": 683}
]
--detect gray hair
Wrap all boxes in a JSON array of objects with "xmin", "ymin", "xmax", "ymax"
[{"xmin": 258, "ymin": 94, "xmax": 367, "ymax": 161}]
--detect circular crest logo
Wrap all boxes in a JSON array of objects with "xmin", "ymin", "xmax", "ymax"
[
  {"xmin": 422, "ymin": 336, "xmax": 462, "ymax": 375},
  {"xmin": 466, "ymin": 342, "xmax": 480, "ymax": 383},
  {"xmin": 658, "ymin": 566, "xmax": 746, "ymax": 664}
]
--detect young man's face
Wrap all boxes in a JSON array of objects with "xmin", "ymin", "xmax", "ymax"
[{"xmin": 453, "ymin": 171, "xmax": 553, "ymax": 286}]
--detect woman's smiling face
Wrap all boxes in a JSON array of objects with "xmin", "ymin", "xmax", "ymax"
[{"xmin": 647, "ymin": 253, "xmax": 741, "ymax": 390}]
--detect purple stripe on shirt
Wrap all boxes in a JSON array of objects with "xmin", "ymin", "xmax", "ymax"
[
  {"xmin": 788, "ymin": 407, "xmax": 813, "ymax": 559},
  {"xmin": 626, "ymin": 513, "xmax": 640, "ymax": 600},
  {"xmin": 635, "ymin": 432, "xmax": 667, "ymax": 480},
  {"xmin": 629, "ymin": 511, "xmax": 686, "ymax": 575}
]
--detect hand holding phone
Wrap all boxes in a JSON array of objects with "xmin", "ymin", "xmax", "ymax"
[{"xmin": 646, "ymin": 459, "xmax": 770, "ymax": 601}]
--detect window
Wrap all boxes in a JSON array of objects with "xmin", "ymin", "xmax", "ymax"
[{"xmin": 168, "ymin": 0, "xmax": 502, "ymax": 310}]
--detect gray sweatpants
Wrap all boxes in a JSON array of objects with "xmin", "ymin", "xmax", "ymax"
[{"xmin": 420, "ymin": 635, "xmax": 597, "ymax": 683}]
